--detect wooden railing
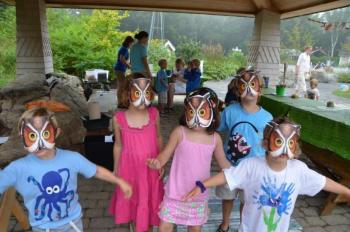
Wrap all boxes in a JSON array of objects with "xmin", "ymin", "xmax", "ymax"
[{"xmin": 0, "ymin": 188, "xmax": 30, "ymax": 232}]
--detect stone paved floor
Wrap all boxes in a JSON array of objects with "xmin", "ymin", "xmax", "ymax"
[{"xmin": 7, "ymin": 93, "xmax": 350, "ymax": 232}]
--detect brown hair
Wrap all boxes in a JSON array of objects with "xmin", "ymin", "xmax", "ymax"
[
  {"xmin": 134, "ymin": 31, "xmax": 149, "ymax": 40},
  {"xmin": 192, "ymin": 59, "xmax": 200, "ymax": 68},
  {"xmin": 158, "ymin": 59, "xmax": 167, "ymax": 67},
  {"xmin": 122, "ymin": 36, "xmax": 134, "ymax": 47},
  {"xmin": 18, "ymin": 107, "xmax": 58, "ymax": 134},
  {"xmin": 310, "ymin": 78, "xmax": 318, "ymax": 87},
  {"xmin": 175, "ymin": 58, "xmax": 185, "ymax": 66}
]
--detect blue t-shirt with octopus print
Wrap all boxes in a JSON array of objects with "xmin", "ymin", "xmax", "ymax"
[{"xmin": 0, "ymin": 148, "xmax": 97, "ymax": 229}]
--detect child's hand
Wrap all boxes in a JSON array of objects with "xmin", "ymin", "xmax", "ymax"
[
  {"xmin": 147, "ymin": 158, "xmax": 162, "ymax": 169},
  {"xmin": 119, "ymin": 179, "xmax": 132, "ymax": 199},
  {"xmin": 182, "ymin": 187, "xmax": 201, "ymax": 201},
  {"xmin": 159, "ymin": 167, "xmax": 165, "ymax": 179}
]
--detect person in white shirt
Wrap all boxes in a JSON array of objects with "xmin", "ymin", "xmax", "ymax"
[
  {"xmin": 185, "ymin": 117, "xmax": 350, "ymax": 232},
  {"xmin": 295, "ymin": 46, "xmax": 312, "ymax": 97}
]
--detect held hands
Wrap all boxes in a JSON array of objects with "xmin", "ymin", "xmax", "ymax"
[
  {"xmin": 147, "ymin": 158, "xmax": 162, "ymax": 170},
  {"xmin": 182, "ymin": 186, "xmax": 201, "ymax": 201},
  {"xmin": 119, "ymin": 178, "xmax": 132, "ymax": 199}
]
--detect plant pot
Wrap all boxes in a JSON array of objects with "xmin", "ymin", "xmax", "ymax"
[{"xmin": 276, "ymin": 85, "xmax": 286, "ymax": 96}]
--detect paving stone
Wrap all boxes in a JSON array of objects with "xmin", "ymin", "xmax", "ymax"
[
  {"xmin": 98, "ymin": 199, "xmax": 111, "ymax": 209},
  {"xmin": 305, "ymin": 197, "xmax": 325, "ymax": 207},
  {"xmin": 80, "ymin": 199, "xmax": 97, "ymax": 208},
  {"xmin": 295, "ymin": 198, "xmax": 308, "ymax": 207},
  {"xmin": 331, "ymin": 205, "xmax": 348, "ymax": 214},
  {"xmin": 324, "ymin": 225, "xmax": 350, "ymax": 232},
  {"xmin": 305, "ymin": 216, "xmax": 327, "ymax": 227},
  {"xmin": 80, "ymin": 191, "xmax": 110, "ymax": 200},
  {"xmin": 303, "ymin": 226, "xmax": 327, "ymax": 232},
  {"xmin": 321, "ymin": 215, "xmax": 350, "ymax": 225},
  {"xmin": 292, "ymin": 208, "xmax": 304, "ymax": 218},
  {"xmin": 300, "ymin": 207, "xmax": 320, "ymax": 216},
  {"xmin": 89, "ymin": 217, "xmax": 116, "ymax": 229},
  {"xmin": 83, "ymin": 218, "xmax": 90, "ymax": 229},
  {"xmin": 295, "ymin": 217, "xmax": 309, "ymax": 227},
  {"xmin": 85, "ymin": 208, "xmax": 104, "ymax": 217}
]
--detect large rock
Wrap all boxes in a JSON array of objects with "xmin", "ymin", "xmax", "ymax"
[{"xmin": 0, "ymin": 73, "xmax": 87, "ymax": 165}]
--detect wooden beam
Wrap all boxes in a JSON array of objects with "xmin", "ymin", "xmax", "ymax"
[
  {"xmin": 281, "ymin": 0, "xmax": 350, "ymax": 19},
  {"xmin": 251, "ymin": 0, "xmax": 279, "ymax": 12},
  {"xmin": 11, "ymin": 198, "xmax": 30, "ymax": 230},
  {"xmin": 0, "ymin": 188, "xmax": 16, "ymax": 232}
]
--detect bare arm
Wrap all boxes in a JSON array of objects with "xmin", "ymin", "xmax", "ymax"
[
  {"xmin": 323, "ymin": 177, "xmax": 350, "ymax": 198},
  {"xmin": 113, "ymin": 117, "xmax": 122, "ymax": 175},
  {"xmin": 142, "ymin": 57, "xmax": 152, "ymax": 78},
  {"xmin": 94, "ymin": 165, "xmax": 132, "ymax": 198},
  {"xmin": 183, "ymin": 172, "xmax": 227, "ymax": 200},
  {"xmin": 147, "ymin": 126, "xmax": 181, "ymax": 169},
  {"xmin": 213, "ymin": 133, "xmax": 231, "ymax": 169},
  {"xmin": 119, "ymin": 55, "xmax": 130, "ymax": 68}
]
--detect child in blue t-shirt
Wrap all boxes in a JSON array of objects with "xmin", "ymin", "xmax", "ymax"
[
  {"xmin": 184, "ymin": 59, "xmax": 201, "ymax": 93},
  {"xmin": 156, "ymin": 59, "xmax": 169, "ymax": 114},
  {"xmin": 215, "ymin": 68, "xmax": 273, "ymax": 232},
  {"xmin": 0, "ymin": 107, "xmax": 132, "ymax": 231}
]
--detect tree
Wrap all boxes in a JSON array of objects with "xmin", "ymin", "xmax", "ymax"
[{"xmin": 176, "ymin": 36, "xmax": 202, "ymax": 62}]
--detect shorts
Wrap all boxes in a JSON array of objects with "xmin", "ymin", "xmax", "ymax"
[
  {"xmin": 158, "ymin": 91, "xmax": 167, "ymax": 104},
  {"xmin": 32, "ymin": 217, "xmax": 83, "ymax": 232},
  {"xmin": 215, "ymin": 184, "xmax": 244, "ymax": 203}
]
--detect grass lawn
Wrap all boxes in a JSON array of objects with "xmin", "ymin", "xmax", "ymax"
[{"xmin": 333, "ymin": 89, "xmax": 350, "ymax": 99}]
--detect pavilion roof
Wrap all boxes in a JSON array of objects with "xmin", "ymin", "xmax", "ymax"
[{"xmin": 2, "ymin": 0, "xmax": 350, "ymax": 19}]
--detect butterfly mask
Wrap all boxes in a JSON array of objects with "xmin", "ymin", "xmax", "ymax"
[
  {"xmin": 265, "ymin": 121, "xmax": 301, "ymax": 159},
  {"xmin": 237, "ymin": 71, "xmax": 261, "ymax": 99},
  {"xmin": 20, "ymin": 116, "xmax": 57, "ymax": 153},
  {"xmin": 130, "ymin": 78, "xmax": 153, "ymax": 107},
  {"xmin": 185, "ymin": 92, "xmax": 214, "ymax": 128}
]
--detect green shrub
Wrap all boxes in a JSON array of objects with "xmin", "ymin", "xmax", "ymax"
[
  {"xmin": 337, "ymin": 72, "xmax": 350, "ymax": 83},
  {"xmin": 148, "ymin": 39, "xmax": 176, "ymax": 72}
]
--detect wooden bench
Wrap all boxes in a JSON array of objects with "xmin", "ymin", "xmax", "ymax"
[{"xmin": 0, "ymin": 188, "xmax": 30, "ymax": 232}]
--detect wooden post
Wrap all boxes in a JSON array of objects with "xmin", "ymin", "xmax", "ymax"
[{"xmin": 0, "ymin": 188, "xmax": 30, "ymax": 232}]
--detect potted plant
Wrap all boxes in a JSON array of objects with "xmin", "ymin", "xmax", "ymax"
[{"xmin": 276, "ymin": 62, "xmax": 287, "ymax": 96}]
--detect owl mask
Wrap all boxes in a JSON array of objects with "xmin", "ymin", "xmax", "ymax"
[
  {"xmin": 185, "ymin": 91, "xmax": 214, "ymax": 128},
  {"xmin": 236, "ymin": 71, "xmax": 261, "ymax": 99},
  {"xmin": 265, "ymin": 121, "xmax": 301, "ymax": 159},
  {"xmin": 130, "ymin": 78, "xmax": 153, "ymax": 107},
  {"xmin": 20, "ymin": 116, "xmax": 57, "ymax": 153}
]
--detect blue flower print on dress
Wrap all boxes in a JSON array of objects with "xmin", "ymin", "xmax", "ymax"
[
  {"xmin": 253, "ymin": 176, "xmax": 295, "ymax": 232},
  {"xmin": 27, "ymin": 168, "xmax": 74, "ymax": 221}
]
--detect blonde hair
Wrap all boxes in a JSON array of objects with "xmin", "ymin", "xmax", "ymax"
[
  {"xmin": 18, "ymin": 107, "xmax": 58, "ymax": 133},
  {"xmin": 192, "ymin": 59, "xmax": 200, "ymax": 68},
  {"xmin": 310, "ymin": 78, "xmax": 318, "ymax": 87}
]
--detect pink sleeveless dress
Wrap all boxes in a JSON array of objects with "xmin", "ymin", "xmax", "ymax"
[
  {"xmin": 159, "ymin": 126, "xmax": 216, "ymax": 226},
  {"xmin": 109, "ymin": 107, "xmax": 164, "ymax": 232}
]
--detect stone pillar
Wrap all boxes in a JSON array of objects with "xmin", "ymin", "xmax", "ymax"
[
  {"xmin": 16, "ymin": 0, "xmax": 53, "ymax": 79},
  {"xmin": 248, "ymin": 10, "xmax": 280, "ymax": 86}
]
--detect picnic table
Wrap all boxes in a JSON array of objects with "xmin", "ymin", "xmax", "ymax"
[{"xmin": 260, "ymin": 89, "xmax": 350, "ymax": 215}]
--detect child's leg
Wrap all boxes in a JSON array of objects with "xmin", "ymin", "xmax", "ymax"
[
  {"xmin": 188, "ymin": 225, "xmax": 201, "ymax": 232},
  {"xmin": 148, "ymin": 225, "xmax": 153, "ymax": 232},
  {"xmin": 221, "ymin": 199, "xmax": 233, "ymax": 230},
  {"xmin": 168, "ymin": 84, "xmax": 175, "ymax": 108},
  {"xmin": 159, "ymin": 220, "xmax": 174, "ymax": 232}
]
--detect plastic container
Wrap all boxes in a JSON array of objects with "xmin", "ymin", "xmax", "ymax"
[{"xmin": 276, "ymin": 85, "xmax": 286, "ymax": 96}]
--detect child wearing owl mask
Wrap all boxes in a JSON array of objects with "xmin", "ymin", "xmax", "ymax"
[
  {"xmin": 109, "ymin": 73, "xmax": 165, "ymax": 232},
  {"xmin": 185, "ymin": 117, "xmax": 350, "ymax": 232},
  {"xmin": 215, "ymin": 67, "xmax": 273, "ymax": 232},
  {"xmin": 147, "ymin": 87, "xmax": 231, "ymax": 232},
  {"xmin": 0, "ymin": 107, "xmax": 132, "ymax": 232}
]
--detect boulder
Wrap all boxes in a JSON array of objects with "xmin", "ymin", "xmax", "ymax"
[{"xmin": 0, "ymin": 73, "xmax": 87, "ymax": 165}]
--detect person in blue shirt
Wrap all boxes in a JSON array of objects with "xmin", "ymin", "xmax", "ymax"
[
  {"xmin": 184, "ymin": 59, "xmax": 201, "ymax": 93},
  {"xmin": 215, "ymin": 68, "xmax": 273, "ymax": 232},
  {"xmin": 130, "ymin": 31, "xmax": 152, "ymax": 78},
  {"xmin": 114, "ymin": 36, "xmax": 134, "ymax": 108},
  {"xmin": 0, "ymin": 107, "xmax": 132, "ymax": 232},
  {"xmin": 156, "ymin": 59, "xmax": 169, "ymax": 114}
]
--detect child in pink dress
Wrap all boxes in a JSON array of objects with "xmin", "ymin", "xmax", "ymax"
[
  {"xmin": 148, "ymin": 87, "xmax": 231, "ymax": 232},
  {"xmin": 109, "ymin": 73, "xmax": 164, "ymax": 232}
]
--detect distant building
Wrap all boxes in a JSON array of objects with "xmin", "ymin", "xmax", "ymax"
[
  {"xmin": 164, "ymin": 40, "xmax": 176, "ymax": 53},
  {"xmin": 339, "ymin": 50, "xmax": 350, "ymax": 66}
]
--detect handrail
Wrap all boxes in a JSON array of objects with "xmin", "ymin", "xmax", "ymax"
[{"xmin": 0, "ymin": 188, "xmax": 30, "ymax": 232}]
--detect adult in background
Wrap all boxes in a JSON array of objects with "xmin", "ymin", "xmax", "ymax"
[
  {"xmin": 130, "ymin": 31, "xmax": 152, "ymax": 79},
  {"xmin": 114, "ymin": 36, "xmax": 134, "ymax": 108},
  {"xmin": 295, "ymin": 46, "xmax": 312, "ymax": 97}
]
